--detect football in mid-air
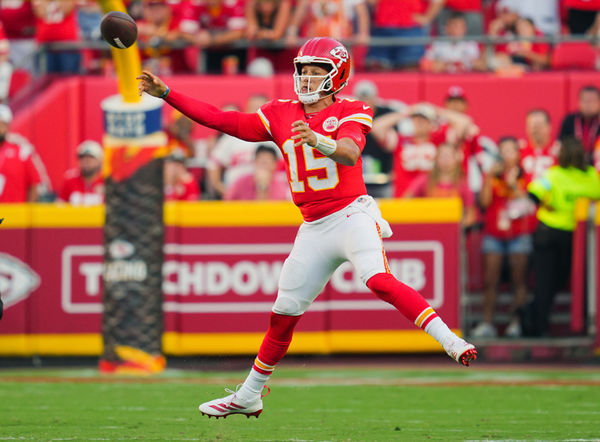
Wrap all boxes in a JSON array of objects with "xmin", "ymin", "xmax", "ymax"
[{"xmin": 100, "ymin": 11, "xmax": 137, "ymax": 49}]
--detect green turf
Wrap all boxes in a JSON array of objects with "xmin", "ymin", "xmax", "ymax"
[{"xmin": 1, "ymin": 366, "xmax": 599, "ymax": 441}]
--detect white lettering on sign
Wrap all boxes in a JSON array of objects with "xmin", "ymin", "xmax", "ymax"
[
  {"xmin": 105, "ymin": 112, "xmax": 146, "ymax": 138},
  {"xmin": 104, "ymin": 260, "xmax": 147, "ymax": 283},
  {"xmin": 61, "ymin": 241, "xmax": 444, "ymax": 314}
]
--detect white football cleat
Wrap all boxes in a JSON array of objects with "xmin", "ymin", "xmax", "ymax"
[
  {"xmin": 444, "ymin": 336, "xmax": 477, "ymax": 367},
  {"xmin": 199, "ymin": 388, "xmax": 263, "ymax": 419}
]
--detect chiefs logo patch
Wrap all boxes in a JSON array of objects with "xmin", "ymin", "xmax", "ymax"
[
  {"xmin": 323, "ymin": 117, "xmax": 339, "ymax": 132},
  {"xmin": 330, "ymin": 46, "xmax": 348, "ymax": 66}
]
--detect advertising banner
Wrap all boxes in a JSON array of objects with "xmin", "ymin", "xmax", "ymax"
[{"xmin": 0, "ymin": 199, "xmax": 462, "ymax": 355}]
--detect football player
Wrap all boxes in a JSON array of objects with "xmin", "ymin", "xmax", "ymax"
[{"xmin": 137, "ymin": 37, "xmax": 477, "ymax": 419}]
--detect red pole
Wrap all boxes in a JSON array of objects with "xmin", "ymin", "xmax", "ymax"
[{"xmin": 570, "ymin": 200, "xmax": 588, "ymax": 333}]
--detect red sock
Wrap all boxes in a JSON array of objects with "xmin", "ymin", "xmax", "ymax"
[
  {"xmin": 367, "ymin": 272, "xmax": 438, "ymax": 329},
  {"xmin": 253, "ymin": 312, "xmax": 302, "ymax": 374}
]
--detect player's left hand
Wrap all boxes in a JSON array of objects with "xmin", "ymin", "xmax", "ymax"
[{"xmin": 291, "ymin": 120, "xmax": 317, "ymax": 148}]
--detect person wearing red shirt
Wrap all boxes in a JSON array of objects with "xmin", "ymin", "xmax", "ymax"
[
  {"xmin": 404, "ymin": 142, "xmax": 478, "ymax": 228},
  {"xmin": 32, "ymin": 0, "xmax": 80, "ymax": 73},
  {"xmin": 371, "ymin": 102, "xmax": 472, "ymax": 197},
  {"xmin": 0, "ymin": 0, "xmax": 36, "ymax": 71},
  {"xmin": 163, "ymin": 149, "xmax": 200, "ymax": 201},
  {"xmin": 59, "ymin": 140, "xmax": 104, "ymax": 205},
  {"xmin": 491, "ymin": 17, "xmax": 550, "ymax": 73},
  {"xmin": 0, "ymin": 104, "xmax": 41, "ymax": 202},
  {"xmin": 473, "ymin": 136, "xmax": 535, "ymax": 339},
  {"xmin": 138, "ymin": 36, "xmax": 476, "ymax": 419},
  {"xmin": 136, "ymin": 0, "xmax": 192, "ymax": 74},
  {"xmin": 180, "ymin": 0, "xmax": 247, "ymax": 74},
  {"xmin": 366, "ymin": 0, "xmax": 445, "ymax": 70},
  {"xmin": 437, "ymin": 0, "xmax": 483, "ymax": 36},
  {"xmin": 519, "ymin": 109, "xmax": 559, "ymax": 183}
]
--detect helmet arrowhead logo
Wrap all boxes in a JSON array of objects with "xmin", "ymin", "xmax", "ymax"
[{"xmin": 330, "ymin": 46, "xmax": 348, "ymax": 67}]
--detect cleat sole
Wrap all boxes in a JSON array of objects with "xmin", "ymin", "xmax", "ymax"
[{"xmin": 459, "ymin": 348, "xmax": 478, "ymax": 366}]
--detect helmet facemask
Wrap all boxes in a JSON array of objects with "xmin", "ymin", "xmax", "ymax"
[{"xmin": 293, "ymin": 59, "xmax": 337, "ymax": 104}]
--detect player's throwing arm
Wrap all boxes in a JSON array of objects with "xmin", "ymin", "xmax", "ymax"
[{"xmin": 136, "ymin": 71, "xmax": 168, "ymax": 99}]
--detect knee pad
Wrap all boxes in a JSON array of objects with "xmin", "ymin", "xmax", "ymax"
[
  {"xmin": 272, "ymin": 295, "xmax": 306, "ymax": 316},
  {"xmin": 273, "ymin": 258, "xmax": 310, "ymax": 316}
]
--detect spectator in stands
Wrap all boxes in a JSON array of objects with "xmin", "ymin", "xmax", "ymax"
[
  {"xmin": 225, "ymin": 144, "xmax": 289, "ymax": 200},
  {"xmin": 520, "ymin": 109, "xmax": 559, "ymax": 182},
  {"xmin": 59, "ymin": 140, "xmax": 104, "ymax": 206},
  {"xmin": 166, "ymin": 109, "xmax": 195, "ymax": 157},
  {"xmin": 246, "ymin": 0, "xmax": 291, "ymax": 41},
  {"xmin": 0, "ymin": 104, "xmax": 42, "ymax": 202},
  {"xmin": 521, "ymin": 137, "xmax": 600, "ymax": 337},
  {"xmin": 207, "ymin": 94, "xmax": 275, "ymax": 199},
  {"xmin": 472, "ymin": 136, "xmax": 535, "ymax": 338},
  {"xmin": 136, "ymin": 0, "xmax": 190, "ymax": 75},
  {"xmin": 164, "ymin": 148, "xmax": 201, "ymax": 201},
  {"xmin": 443, "ymin": 86, "xmax": 498, "ymax": 193},
  {"xmin": 404, "ymin": 142, "xmax": 478, "ymax": 228},
  {"xmin": 490, "ymin": 17, "xmax": 551, "ymax": 73},
  {"xmin": 494, "ymin": 0, "xmax": 560, "ymax": 36},
  {"xmin": 0, "ymin": 23, "xmax": 12, "ymax": 103},
  {"xmin": 371, "ymin": 102, "xmax": 473, "ymax": 197},
  {"xmin": 366, "ymin": 0, "xmax": 445, "ymax": 70},
  {"xmin": 563, "ymin": 0, "xmax": 600, "ymax": 35},
  {"xmin": 421, "ymin": 11, "xmax": 486, "ymax": 73},
  {"xmin": 244, "ymin": 0, "xmax": 294, "ymax": 72},
  {"xmin": 353, "ymin": 79, "xmax": 396, "ymax": 198},
  {"xmin": 436, "ymin": 0, "xmax": 484, "ymax": 36},
  {"xmin": 286, "ymin": 0, "xmax": 370, "ymax": 45},
  {"xmin": 0, "ymin": 0, "xmax": 36, "ymax": 72},
  {"xmin": 76, "ymin": 0, "xmax": 102, "ymax": 40},
  {"xmin": 32, "ymin": 0, "xmax": 80, "ymax": 74},
  {"xmin": 559, "ymin": 85, "xmax": 600, "ymax": 165},
  {"xmin": 181, "ymin": 0, "xmax": 247, "ymax": 74}
]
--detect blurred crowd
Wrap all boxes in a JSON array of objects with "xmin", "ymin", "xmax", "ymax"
[{"xmin": 1, "ymin": 0, "xmax": 600, "ymax": 89}]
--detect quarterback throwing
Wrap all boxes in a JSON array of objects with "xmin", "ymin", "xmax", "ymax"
[{"xmin": 137, "ymin": 37, "xmax": 477, "ymax": 419}]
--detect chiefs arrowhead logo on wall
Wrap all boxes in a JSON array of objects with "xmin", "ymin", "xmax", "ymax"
[{"xmin": 0, "ymin": 253, "xmax": 40, "ymax": 308}]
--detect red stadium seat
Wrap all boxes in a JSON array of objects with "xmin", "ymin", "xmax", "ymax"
[{"xmin": 551, "ymin": 42, "xmax": 598, "ymax": 70}]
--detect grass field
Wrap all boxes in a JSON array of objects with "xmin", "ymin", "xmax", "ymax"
[{"xmin": 1, "ymin": 361, "xmax": 600, "ymax": 441}]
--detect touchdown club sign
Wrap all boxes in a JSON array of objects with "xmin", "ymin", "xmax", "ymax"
[{"xmin": 0, "ymin": 201, "xmax": 461, "ymax": 354}]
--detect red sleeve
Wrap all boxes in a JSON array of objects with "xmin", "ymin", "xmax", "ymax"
[
  {"xmin": 164, "ymin": 89, "xmax": 272, "ymax": 142},
  {"xmin": 337, "ymin": 122, "xmax": 368, "ymax": 151}
]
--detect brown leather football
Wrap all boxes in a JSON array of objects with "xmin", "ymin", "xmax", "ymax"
[{"xmin": 100, "ymin": 11, "xmax": 137, "ymax": 49}]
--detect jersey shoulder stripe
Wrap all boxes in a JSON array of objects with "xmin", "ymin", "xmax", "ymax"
[
  {"xmin": 339, "ymin": 113, "xmax": 373, "ymax": 128},
  {"xmin": 257, "ymin": 108, "xmax": 272, "ymax": 136}
]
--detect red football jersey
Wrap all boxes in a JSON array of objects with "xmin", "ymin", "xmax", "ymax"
[
  {"xmin": 392, "ymin": 128, "xmax": 447, "ymax": 197},
  {"xmin": 0, "ymin": 139, "xmax": 41, "ymax": 202},
  {"xmin": 164, "ymin": 175, "xmax": 200, "ymax": 201},
  {"xmin": 59, "ymin": 169, "xmax": 104, "ymax": 205},
  {"xmin": 519, "ymin": 139, "xmax": 559, "ymax": 183},
  {"xmin": 258, "ymin": 98, "xmax": 373, "ymax": 221},
  {"xmin": 0, "ymin": 0, "xmax": 36, "ymax": 39}
]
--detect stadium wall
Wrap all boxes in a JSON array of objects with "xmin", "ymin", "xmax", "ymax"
[
  {"xmin": 0, "ymin": 199, "xmax": 462, "ymax": 356},
  {"xmin": 11, "ymin": 72, "xmax": 600, "ymax": 193}
]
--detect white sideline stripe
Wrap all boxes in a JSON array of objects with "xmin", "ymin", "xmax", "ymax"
[{"xmin": 162, "ymin": 300, "xmax": 395, "ymax": 313}]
